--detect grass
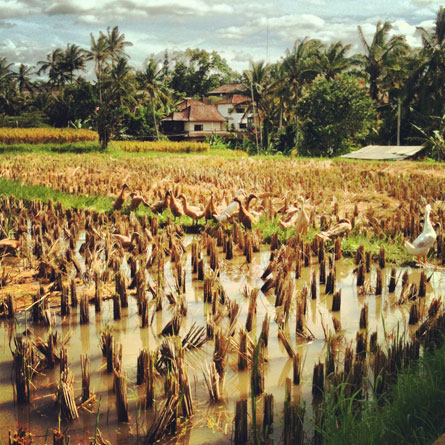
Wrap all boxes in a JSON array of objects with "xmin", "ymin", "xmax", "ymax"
[
  {"xmin": 0, "ymin": 175, "xmax": 412, "ymax": 263},
  {"xmin": 340, "ymin": 232, "xmax": 411, "ymax": 264},
  {"xmin": 0, "ymin": 141, "xmax": 442, "ymax": 168},
  {"xmin": 0, "ymin": 141, "xmax": 103, "ymax": 154},
  {"xmin": 0, "ymin": 142, "xmax": 249, "ymax": 159},
  {"xmin": 0, "ymin": 177, "xmax": 203, "ymax": 229},
  {"xmin": 319, "ymin": 338, "xmax": 445, "ymax": 445},
  {"xmin": 256, "ymin": 216, "xmax": 409, "ymax": 263},
  {"xmin": 0, "ymin": 178, "xmax": 113, "ymax": 212}
]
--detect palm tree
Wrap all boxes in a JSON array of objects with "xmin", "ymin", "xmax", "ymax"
[
  {"xmin": 63, "ymin": 44, "xmax": 87, "ymax": 83},
  {"xmin": 86, "ymin": 33, "xmax": 111, "ymax": 102},
  {"xmin": 86, "ymin": 27, "xmax": 132, "ymax": 101},
  {"xmin": 358, "ymin": 21, "xmax": 409, "ymax": 103},
  {"xmin": 0, "ymin": 57, "xmax": 18, "ymax": 113},
  {"xmin": 282, "ymin": 38, "xmax": 322, "ymax": 102},
  {"xmin": 16, "ymin": 64, "xmax": 34, "ymax": 94},
  {"xmin": 37, "ymin": 48, "xmax": 70, "ymax": 87},
  {"xmin": 136, "ymin": 58, "xmax": 168, "ymax": 139},
  {"xmin": 269, "ymin": 62, "xmax": 291, "ymax": 130},
  {"xmin": 410, "ymin": 7, "xmax": 445, "ymax": 117},
  {"xmin": 317, "ymin": 41, "xmax": 359, "ymax": 80},
  {"xmin": 243, "ymin": 61, "xmax": 272, "ymax": 149},
  {"xmin": 107, "ymin": 57, "xmax": 135, "ymax": 106},
  {"xmin": 106, "ymin": 26, "xmax": 133, "ymax": 62},
  {"xmin": 0, "ymin": 57, "xmax": 15, "ymax": 87}
]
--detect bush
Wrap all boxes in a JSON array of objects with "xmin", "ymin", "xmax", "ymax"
[
  {"xmin": 0, "ymin": 112, "xmax": 49, "ymax": 128},
  {"xmin": 413, "ymin": 114, "xmax": 445, "ymax": 162},
  {"xmin": 297, "ymin": 75, "xmax": 377, "ymax": 157}
]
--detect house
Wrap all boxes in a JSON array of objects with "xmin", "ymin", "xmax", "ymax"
[
  {"xmin": 207, "ymin": 84, "xmax": 251, "ymax": 131},
  {"xmin": 161, "ymin": 98, "xmax": 228, "ymax": 141},
  {"xmin": 214, "ymin": 95, "xmax": 251, "ymax": 131}
]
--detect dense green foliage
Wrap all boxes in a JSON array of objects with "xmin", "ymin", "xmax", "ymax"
[
  {"xmin": 1, "ymin": 8, "xmax": 445, "ymax": 158},
  {"xmin": 298, "ymin": 75, "xmax": 377, "ymax": 156}
]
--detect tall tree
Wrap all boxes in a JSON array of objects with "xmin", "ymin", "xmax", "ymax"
[
  {"xmin": 409, "ymin": 7, "xmax": 445, "ymax": 118},
  {"xmin": 0, "ymin": 57, "xmax": 15, "ymax": 87},
  {"xmin": 243, "ymin": 61, "xmax": 272, "ymax": 149},
  {"xmin": 136, "ymin": 58, "xmax": 169, "ymax": 139},
  {"xmin": 358, "ymin": 21, "xmax": 409, "ymax": 103},
  {"xmin": 317, "ymin": 41, "xmax": 359, "ymax": 80},
  {"xmin": 86, "ymin": 32, "xmax": 110, "ymax": 101},
  {"xmin": 298, "ymin": 75, "xmax": 377, "ymax": 157},
  {"xmin": 281, "ymin": 38, "xmax": 322, "ymax": 103},
  {"xmin": 170, "ymin": 48, "xmax": 236, "ymax": 97},
  {"xmin": 105, "ymin": 26, "xmax": 133, "ymax": 63},
  {"xmin": 107, "ymin": 57, "xmax": 135, "ymax": 106},
  {"xmin": 37, "ymin": 48, "xmax": 70, "ymax": 87},
  {"xmin": 86, "ymin": 27, "xmax": 133, "ymax": 102},
  {"xmin": 63, "ymin": 44, "xmax": 87, "ymax": 83},
  {"xmin": 16, "ymin": 64, "xmax": 34, "ymax": 94},
  {"xmin": 0, "ymin": 57, "xmax": 19, "ymax": 113}
]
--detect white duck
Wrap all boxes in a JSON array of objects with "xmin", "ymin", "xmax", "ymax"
[
  {"xmin": 405, "ymin": 204, "xmax": 436, "ymax": 263},
  {"xmin": 278, "ymin": 196, "xmax": 310, "ymax": 236}
]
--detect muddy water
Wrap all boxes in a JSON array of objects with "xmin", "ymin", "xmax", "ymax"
[{"xmin": 0, "ymin": 237, "xmax": 444, "ymax": 444}]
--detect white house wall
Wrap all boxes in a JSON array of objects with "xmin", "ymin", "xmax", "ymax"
[
  {"xmin": 184, "ymin": 122, "xmax": 224, "ymax": 132},
  {"xmin": 217, "ymin": 104, "xmax": 248, "ymax": 130}
]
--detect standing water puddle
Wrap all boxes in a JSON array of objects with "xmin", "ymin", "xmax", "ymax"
[{"xmin": 0, "ymin": 235, "xmax": 444, "ymax": 444}]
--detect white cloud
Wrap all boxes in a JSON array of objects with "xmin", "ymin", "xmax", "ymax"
[
  {"xmin": 0, "ymin": 0, "xmax": 37, "ymax": 19},
  {"xmin": 0, "ymin": 0, "xmax": 442, "ymax": 74},
  {"xmin": 76, "ymin": 15, "xmax": 100, "ymax": 25}
]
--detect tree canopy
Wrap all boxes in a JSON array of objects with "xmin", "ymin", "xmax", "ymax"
[{"xmin": 1, "ymin": 9, "xmax": 445, "ymax": 159}]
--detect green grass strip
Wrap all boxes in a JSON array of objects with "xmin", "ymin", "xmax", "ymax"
[
  {"xmin": 0, "ymin": 177, "xmax": 113, "ymax": 213},
  {"xmin": 256, "ymin": 215, "xmax": 409, "ymax": 263},
  {"xmin": 320, "ymin": 339, "xmax": 445, "ymax": 445},
  {"xmin": 0, "ymin": 141, "xmax": 103, "ymax": 154},
  {"xmin": 0, "ymin": 142, "xmax": 249, "ymax": 159},
  {"xmin": 0, "ymin": 177, "xmax": 414, "ymax": 263}
]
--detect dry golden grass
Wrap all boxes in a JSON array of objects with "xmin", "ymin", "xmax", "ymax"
[
  {"xmin": 0, "ymin": 156, "xmax": 443, "ymax": 224},
  {"xmin": 0, "ymin": 128, "xmax": 98, "ymax": 144},
  {"xmin": 116, "ymin": 140, "xmax": 209, "ymax": 153}
]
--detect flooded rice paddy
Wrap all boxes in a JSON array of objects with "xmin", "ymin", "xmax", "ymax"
[{"xmin": 0, "ymin": 231, "xmax": 444, "ymax": 444}]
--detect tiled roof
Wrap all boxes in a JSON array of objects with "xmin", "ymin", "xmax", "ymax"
[
  {"xmin": 178, "ymin": 98, "xmax": 205, "ymax": 110},
  {"xmin": 207, "ymin": 83, "xmax": 247, "ymax": 95},
  {"xmin": 216, "ymin": 94, "xmax": 251, "ymax": 105},
  {"xmin": 162, "ymin": 99, "xmax": 227, "ymax": 122}
]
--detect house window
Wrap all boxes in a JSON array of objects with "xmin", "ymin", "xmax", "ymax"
[
  {"xmin": 235, "ymin": 107, "xmax": 244, "ymax": 114},
  {"xmin": 228, "ymin": 108, "xmax": 234, "ymax": 114},
  {"xmin": 194, "ymin": 124, "xmax": 203, "ymax": 131},
  {"xmin": 239, "ymin": 123, "xmax": 247, "ymax": 129}
]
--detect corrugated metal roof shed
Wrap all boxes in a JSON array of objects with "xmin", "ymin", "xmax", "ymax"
[{"xmin": 341, "ymin": 145, "xmax": 425, "ymax": 160}]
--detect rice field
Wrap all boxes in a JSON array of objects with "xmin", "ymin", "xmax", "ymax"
[
  {"xmin": 0, "ymin": 151, "xmax": 444, "ymax": 444},
  {"xmin": 0, "ymin": 128, "xmax": 98, "ymax": 145}
]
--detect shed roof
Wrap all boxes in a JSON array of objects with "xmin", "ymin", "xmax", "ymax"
[{"xmin": 341, "ymin": 145, "xmax": 425, "ymax": 160}]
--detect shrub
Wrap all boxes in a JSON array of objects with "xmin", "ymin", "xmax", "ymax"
[
  {"xmin": 297, "ymin": 75, "xmax": 377, "ymax": 157},
  {"xmin": 0, "ymin": 111, "xmax": 49, "ymax": 128}
]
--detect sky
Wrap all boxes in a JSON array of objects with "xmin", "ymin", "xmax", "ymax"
[{"xmin": 0, "ymin": 0, "xmax": 443, "ymax": 75}]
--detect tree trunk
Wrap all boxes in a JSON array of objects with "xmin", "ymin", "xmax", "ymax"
[{"xmin": 151, "ymin": 95, "xmax": 159, "ymax": 140}]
